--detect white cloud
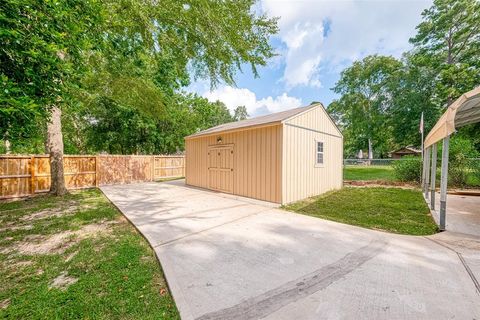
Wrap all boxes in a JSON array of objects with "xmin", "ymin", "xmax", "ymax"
[
  {"xmin": 203, "ymin": 86, "xmax": 302, "ymax": 116},
  {"xmin": 262, "ymin": 0, "xmax": 432, "ymax": 88},
  {"xmin": 283, "ymin": 22, "xmax": 324, "ymax": 88}
]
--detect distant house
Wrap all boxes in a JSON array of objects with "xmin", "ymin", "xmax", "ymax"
[{"xmin": 389, "ymin": 146, "xmax": 421, "ymax": 159}]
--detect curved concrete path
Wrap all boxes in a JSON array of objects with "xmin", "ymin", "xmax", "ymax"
[{"xmin": 101, "ymin": 181, "xmax": 480, "ymax": 320}]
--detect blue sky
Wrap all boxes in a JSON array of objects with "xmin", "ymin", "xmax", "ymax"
[{"xmin": 188, "ymin": 0, "xmax": 432, "ymax": 117}]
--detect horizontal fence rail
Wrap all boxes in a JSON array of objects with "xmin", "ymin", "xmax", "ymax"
[
  {"xmin": 344, "ymin": 157, "xmax": 479, "ymax": 188},
  {"xmin": 0, "ymin": 155, "xmax": 185, "ymax": 199},
  {"xmin": 343, "ymin": 158, "xmax": 401, "ymax": 166}
]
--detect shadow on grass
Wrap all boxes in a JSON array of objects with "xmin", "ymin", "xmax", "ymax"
[{"xmin": 284, "ymin": 187, "xmax": 438, "ymax": 236}]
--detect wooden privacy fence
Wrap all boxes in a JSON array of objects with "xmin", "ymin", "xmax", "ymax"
[{"xmin": 0, "ymin": 155, "xmax": 185, "ymax": 199}]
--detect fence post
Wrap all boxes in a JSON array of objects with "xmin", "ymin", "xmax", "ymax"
[
  {"xmin": 95, "ymin": 155, "xmax": 99, "ymax": 187},
  {"xmin": 126, "ymin": 156, "xmax": 130, "ymax": 184},
  {"xmin": 30, "ymin": 156, "xmax": 35, "ymax": 195},
  {"xmin": 151, "ymin": 156, "xmax": 155, "ymax": 181}
]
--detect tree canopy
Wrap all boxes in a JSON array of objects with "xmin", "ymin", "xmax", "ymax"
[
  {"xmin": 328, "ymin": 0, "xmax": 480, "ymax": 157},
  {"xmin": 1, "ymin": 0, "xmax": 103, "ymax": 144},
  {"xmin": 1, "ymin": 0, "xmax": 278, "ymax": 155},
  {"xmin": 233, "ymin": 106, "xmax": 249, "ymax": 121}
]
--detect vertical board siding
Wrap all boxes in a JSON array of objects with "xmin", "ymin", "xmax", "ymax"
[
  {"xmin": 282, "ymin": 107, "xmax": 343, "ymax": 204},
  {"xmin": 0, "ymin": 156, "xmax": 31, "ymax": 198},
  {"xmin": 0, "ymin": 155, "xmax": 185, "ymax": 199},
  {"xmin": 35, "ymin": 156, "xmax": 51, "ymax": 193},
  {"xmin": 185, "ymin": 125, "xmax": 282, "ymax": 203},
  {"xmin": 64, "ymin": 156, "xmax": 96, "ymax": 189},
  {"xmin": 154, "ymin": 156, "xmax": 185, "ymax": 179}
]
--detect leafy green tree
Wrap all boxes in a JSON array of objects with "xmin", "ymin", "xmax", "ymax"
[
  {"xmin": 191, "ymin": 99, "xmax": 234, "ymax": 130},
  {"xmin": 78, "ymin": 93, "xmax": 235, "ymax": 155},
  {"xmin": 2, "ymin": 0, "xmax": 278, "ymax": 195},
  {"xmin": 407, "ymin": 0, "xmax": 480, "ymax": 152},
  {"xmin": 154, "ymin": 94, "xmax": 231, "ymax": 154},
  {"xmin": 329, "ymin": 55, "xmax": 402, "ymax": 158},
  {"xmin": 388, "ymin": 53, "xmax": 442, "ymax": 148},
  {"xmin": 410, "ymin": 0, "xmax": 480, "ymax": 106},
  {"xmin": 457, "ymin": 123, "xmax": 480, "ymax": 151},
  {"xmin": 330, "ymin": 0, "xmax": 480, "ymax": 157},
  {"xmin": 1, "ymin": 0, "xmax": 103, "ymax": 195},
  {"xmin": 72, "ymin": 0, "xmax": 274, "ymax": 154},
  {"xmin": 81, "ymin": 97, "xmax": 157, "ymax": 154},
  {"xmin": 233, "ymin": 106, "xmax": 249, "ymax": 121}
]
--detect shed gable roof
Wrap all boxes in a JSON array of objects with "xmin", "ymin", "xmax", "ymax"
[
  {"xmin": 186, "ymin": 104, "xmax": 319, "ymax": 138},
  {"xmin": 283, "ymin": 103, "xmax": 343, "ymax": 137}
]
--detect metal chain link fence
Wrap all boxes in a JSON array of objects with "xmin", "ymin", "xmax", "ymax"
[{"xmin": 343, "ymin": 158, "xmax": 480, "ymax": 188}]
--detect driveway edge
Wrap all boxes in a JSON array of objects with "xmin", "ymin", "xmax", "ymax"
[{"xmin": 99, "ymin": 187, "xmax": 194, "ymax": 320}]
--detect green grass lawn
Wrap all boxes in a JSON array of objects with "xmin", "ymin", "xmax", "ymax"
[
  {"xmin": 343, "ymin": 165, "xmax": 396, "ymax": 181},
  {"xmin": 0, "ymin": 189, "xmax": 179, "ymax": 319},
  {"xmin": 284, "ymin": 187, "xmax": 438, "ymax": 235}
]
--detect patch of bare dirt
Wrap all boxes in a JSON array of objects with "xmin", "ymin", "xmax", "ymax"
[
  {"xmin": 11, "ymin": 260, "xmax": 34, "ymax": 268},
  {"xmin": 64, "ymin": 251, "xmax": 78, "ymax": 262},
  {"xmin": 20, "ymin": 201, "xmax": 96, "ymax": 222},
  {"xmin": 0, "ymin": 259, "xmax": 33, "ymax": 272},
  {"xmin": 0, "ymin": 224, "xmax": 33, "ymax": 233},
  {"xmin": 49, "ymin": 271, "xmax": 78, "ymax": 291},
  {"xmin": 116, "ymin": 215, "xmax": 128, "ymax": 223},
  {"xmin": 0, "ymin": 298, "xmax": 11, "ymax": 310},
  {"xmin": 2, "ymin": 220, "xmax": 118, "ymax": 255}
]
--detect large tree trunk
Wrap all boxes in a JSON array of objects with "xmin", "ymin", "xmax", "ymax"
[{"xmin": 47, "ymin": 106, "xmax": 67, "ymax": 195}]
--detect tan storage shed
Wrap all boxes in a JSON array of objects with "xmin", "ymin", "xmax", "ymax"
[{"xmin": 185, "ymin": 103, "xmax": 343, "ymax": 204}]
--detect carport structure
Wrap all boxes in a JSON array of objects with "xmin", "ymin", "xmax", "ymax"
[{"xmin": 422, "ymin": 86, "xmax": 480, "ymax": 230}]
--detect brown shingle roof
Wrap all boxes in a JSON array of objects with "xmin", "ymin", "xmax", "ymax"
[
  {"xmin": 391, "ymin": 146, "xmax": 422, "ymax": 154},
  {"xmin": 186, "ymin": 104, "xmax": 318, "ymax": 138}
]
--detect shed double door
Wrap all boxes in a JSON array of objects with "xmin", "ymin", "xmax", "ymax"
[{"xmin": 208, "ymin": 145, "xmax": 234, "ymax": 194}]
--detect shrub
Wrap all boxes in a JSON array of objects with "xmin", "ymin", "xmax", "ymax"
[
  {"xmin": 443, "ymin": 136, "xmax": 479, "ymax": 187},
  {"xmin": 393, "ymin": 156, "xmax": 422, "ymax": 182},
  {"xmin": 449, "ymin": 153, "xmax": 470, "ymax": 186}
]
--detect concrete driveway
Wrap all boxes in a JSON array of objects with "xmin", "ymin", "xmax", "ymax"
[
  {"xmin": 101, "ymin": 181, "xmax": 480, "ymax": 320},
  {"xmin": 431, "ymin": 192, "xmax": 480, "ymax": 237}
]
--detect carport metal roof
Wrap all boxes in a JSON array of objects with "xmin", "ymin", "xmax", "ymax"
[
  {"xmin": 424, "ymin": 86, "xmax": 480, "ymax": 148},
  {"xmin": 422, "ymin": 86, "xmax": 480, "ymax": 231}
]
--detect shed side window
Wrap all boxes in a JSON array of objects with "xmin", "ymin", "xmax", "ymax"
[{"xmin": 316, "ymin": 141, "xmax": 324, "ymax": 165}]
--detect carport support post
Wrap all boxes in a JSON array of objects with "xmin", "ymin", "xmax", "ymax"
[
  {"xmin": 439, "ymin": 136, "xmax": 450, "ymax": 231},
  {"xmin": 424, "ymin": 147, "xmax": 431, "ymax": 198},
  {"xmin": 430, "ymin": 143, "xmax": 437, "ymax": 209},
  {"xmin": 421, "ymin": 148, "xmax": 427, "ymax": 188}
]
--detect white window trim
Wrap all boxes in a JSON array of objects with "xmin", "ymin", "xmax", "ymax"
[{"xmin": 315, "ymin": 140, "xmax": 324, "ymax": 167}]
